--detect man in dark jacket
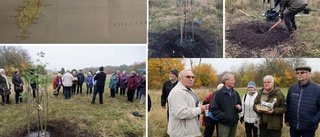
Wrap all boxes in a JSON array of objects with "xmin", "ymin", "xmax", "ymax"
[
  {"xmin": 161, "ymin": 69, "xmax": 179, "ymax": 121},
  {"xmin": 285, "ymin": 66, "xmax": 320, "ymax": 137},
  {"xmin": 210, "ymin": 73, "xmax": 242, "ymax": 137},
  {"xmin": 92, "ymin": 67, "xmax": 106, "ymax": 104},
  {"xmin": 77, "ymin": 69, "xmax": 85, "ymax": 94},
  {"xmin": 277, "ymin": 0, "xmax": 307, "ymax": 35}
]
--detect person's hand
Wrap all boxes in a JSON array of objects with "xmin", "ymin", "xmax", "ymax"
[
  {"xmin": 235, "ymin": 104, "xmax": 241, "ymax": 110},
  {"xmin": 266, "ymin": 108, "xmax": 274, "ymax": 114},
  {"xmin": 240, "ymin": 117, "xmax": 244, "ymax": 124},
  {"xmin": 285, "ymin": 122, "xmax": 290, "ymax": 127},
  {"xmin": 199, "ymin": 104, "xmax": 209, "ymax": 113},
  {"xmin": 161, "ymin": 106, "xmax": 166, "ymax": 109}
]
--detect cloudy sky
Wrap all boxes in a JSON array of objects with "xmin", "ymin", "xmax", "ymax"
[
  {"xmin": 21, "ymin": 45, "xmax": 146, "ymax": 71},
  {"xmin": 185, "ymin": 58, "xmax": 320, "ymax": 73}
]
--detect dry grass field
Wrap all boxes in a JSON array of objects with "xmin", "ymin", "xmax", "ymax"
[
  {"xmin": 148, "ymin": 88, "xmax": 320, "ymax": 137},
  {"xmin": 0, "ymin": 75, "xmax": 146, "ymax": 137}
]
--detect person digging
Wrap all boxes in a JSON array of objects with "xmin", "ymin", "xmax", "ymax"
[{"xmin": 276, "ymin": 0, "xmax": 307, "ymax": 35}]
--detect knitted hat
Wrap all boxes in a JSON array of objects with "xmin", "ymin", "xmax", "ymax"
[
  {"xmin": 99, "ymin": 66, "xmax": 104, "ymax": 71},
  {"xmin": 170, "ymin": 69, "xmax": 178, "ymax": 77},
  {"xmin": 247, "ymin": 81, "xmax": 256, "ymax": 89},
  {"xmin": 295, "ymin": 66, "xmax": 311, "ymax": 72}
]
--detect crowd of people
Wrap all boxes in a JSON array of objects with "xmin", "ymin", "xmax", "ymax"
[
  {"xmin": 0, "ymin": 67, "xmax": 146, "ymax": 106},
  {"xmin": 161, "ymin": 66, "xmax": 320, "ymax": 137}
]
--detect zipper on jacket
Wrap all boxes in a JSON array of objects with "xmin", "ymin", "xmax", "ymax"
[
  {"xmin": 249, "ymin": 94, "xmax": 251, "ymax": 123},
  {"xmin": 297, "ymin": 85, "xmax": 303, "ymax": 129}
]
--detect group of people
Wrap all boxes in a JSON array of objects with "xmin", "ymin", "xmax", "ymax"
[
  {"xmin": 0, "ymin": 67, "xmax": 146, "ymax": 106},
  {"xmin": 161, "ymin": 66, "xmax": 320, "ymax": 137},
  {"xmin": 0, "ymin": 69, "xmax": 25, "ymax": 105},
  {"xmin": 53, "ymin": 67, "xmax": 146, "ymax": 104}
]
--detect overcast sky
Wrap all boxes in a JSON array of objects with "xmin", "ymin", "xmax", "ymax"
[
  {"xmin": 21, "ymin": 45, "xmax": 146, "ymax": 71},
  {"xmin": 185, "ymin": 58, "xmax": 320, "ymax": 73}
]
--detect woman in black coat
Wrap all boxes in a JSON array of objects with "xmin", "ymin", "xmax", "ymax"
[{"xmin": 12, "ymin": 70, "xmax": 24, "ymax": 104}]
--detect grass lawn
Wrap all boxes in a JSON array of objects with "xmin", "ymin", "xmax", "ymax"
[{"xmin": 0, "ymin": 75, "xmax": 146, "ymax": 137}]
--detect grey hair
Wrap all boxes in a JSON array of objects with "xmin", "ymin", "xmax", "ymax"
[
  {"xmin": 179, "ymin": 69, "xmax": 191, "ymax": 78},
  {"xmin": 263, "ymin": 75, "xmax": 274, "ymax": 83},
  {"xmin": 0, "ymin": 69, "xmax": 4, "ymax": 73},
  {"xmin": 222, "ymin": 73, "xmax": 234, "ymax": 84}
]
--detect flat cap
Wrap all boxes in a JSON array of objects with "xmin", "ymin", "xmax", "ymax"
[{"xmin": 295, "ymin": 66, "xmax": 311, "ymax": 72}]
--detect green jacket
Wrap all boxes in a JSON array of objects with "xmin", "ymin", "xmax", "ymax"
[
  {"xmin": 253, "ymin": 87, "xmax": 287, "ymax": 130},
  {"xmin": 280, "ymin": 0, "xmax": 307, "ymax": 14}
]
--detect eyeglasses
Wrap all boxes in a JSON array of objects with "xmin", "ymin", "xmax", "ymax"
[
  {"xmin": 183, "ymin": 75, "xmax": 195, "ymax": 79},
  {"xmin": 296, "ymin": 71, "xmax": 308, "ymax": 75}
]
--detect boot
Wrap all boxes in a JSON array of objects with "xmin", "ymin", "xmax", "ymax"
[
  {"xmin": 292, "ymin": 24, "xmax": 297, "ymax": 31},
  {"xmin": 284, "ymin": 28, "xmax": 293, "ymax": 35}
]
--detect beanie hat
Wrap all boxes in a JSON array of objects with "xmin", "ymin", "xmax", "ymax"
[
  {"xmin": 99, "ymin": 66, "xmax": 104, "ymax": 71},
  {"xmin": 247, "ymin": 81, "xmax": 256, "ymax": 89},
  {"xmin": 170, "ymin": 69, "xmax": 178, "ymax": 77}
]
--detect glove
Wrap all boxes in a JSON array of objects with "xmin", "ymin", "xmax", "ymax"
[{"xmin": 240, "ymin": 117, "xmax": 244, "ymax": 124}]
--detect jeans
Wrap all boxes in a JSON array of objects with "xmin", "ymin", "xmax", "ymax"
[
  {"xmin": 64, "ymin": 87, "xmax": 71, "ymax": 99},
  {"xmin": 77, "ymin": 83, "xmax": 83, "ymax": 94},
  {"xmin": 135, "ymin": 87, "xmax": 141, "ymax": 99},
  {"xmin": 15, "ymin": 90, "xmax": 23, "ymax": 103},
  {"xmin": 290, "ymin": 127, "xmax": 315, "ymax": 137},
  {"xmin": 92, "ymin": 86, "xmax": 104, "ymax": 104}
]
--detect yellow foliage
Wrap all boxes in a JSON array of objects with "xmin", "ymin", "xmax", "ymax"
[
  {"xmin": 148, "ymin": 58, "xmax": 185, "ymax": 89},
  {"xmin": 192, "ymin": 63, "xmax": 218, "ymax": 88}
]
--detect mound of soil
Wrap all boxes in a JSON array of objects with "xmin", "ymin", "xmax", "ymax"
[
  {"xmin": 227, "ymin": 21, "xmax": 291, "ymax": 49},
  {"xmin": 149, "ymin": 28, "xmax": 216, "ymax": 58},
  {"xmin": 10, "ymin": 118, "xmax": 96, "ymax": 137}
]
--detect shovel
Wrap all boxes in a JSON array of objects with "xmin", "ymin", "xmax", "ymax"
[{"xmin": 268, "ymin": 18, "xmax": 282, "ymax": 31}]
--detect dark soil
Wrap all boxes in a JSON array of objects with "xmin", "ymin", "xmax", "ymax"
[
  {"xmin": 10, "ymin": 118, "xmax": 96, "ymax": 137},
  {"xmin": 227, "ymin": 21, "xmax": 291, "ymax": 48},
  {"xmin": 148, "ymin": 28, "xmax": 216, "ymax": 58}
]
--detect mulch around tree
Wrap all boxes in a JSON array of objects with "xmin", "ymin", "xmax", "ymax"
[
  {"xmin": 148, "ymin": 28, "xmax": 216, "ymax": 58},
  {"xmin": 10, "ymin": 118, "xmax": 96, "ymax": 137},
  {"xmin": 226, "ymin": 21, "xmax": 292, "ymax": 49}
]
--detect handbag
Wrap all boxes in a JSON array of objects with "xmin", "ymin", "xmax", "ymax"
[{"xmin": 15, "ymin": 85, "xmax": 22, "ymax": 91}]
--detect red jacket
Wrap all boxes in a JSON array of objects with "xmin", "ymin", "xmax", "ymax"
[
  {"xmin": 53, "ymin": 76, "xmax": 62, "ymax": 89},
  {"xmin": 127, "ymin": 74, "xmax": 138, "ymax": 90},
  {"xmin": 202, "ymin": 92, "xmax": 215, "ymax": 126}
]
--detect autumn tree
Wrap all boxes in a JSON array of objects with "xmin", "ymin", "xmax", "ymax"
[
  {"xmin": 310, "ymin": 71, "xmax": 320, "ymax": 85},
  {"xmin": 233, "ymin": 62, "xmax": 258, "ymax": 88},
  {"xmin": 148, "ymin": 58, "xmax": 185, "ymax": 89},
  {"xmin": 0, "ymin": 46, "xmax": 31, "ymax": 76},
  {"xmin": 192, "ymin": 63, "xmax": 218, "ymax": 88}
]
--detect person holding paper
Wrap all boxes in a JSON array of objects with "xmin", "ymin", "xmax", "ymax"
[{"xmin": 253, "ymin": 75, "xmax": 286, "ymax": 137}]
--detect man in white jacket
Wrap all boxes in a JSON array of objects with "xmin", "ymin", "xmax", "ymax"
[
  {"xmin": 62, "ymin": 70, "xmax": 73, "ymax": 99},
  {"xmin": 240, "ymin": 81, "xmax": 259, "ymax": 137},
  {"xmin": 167, "ymin": 69, "xmax": 208, "ymax": 137}
]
